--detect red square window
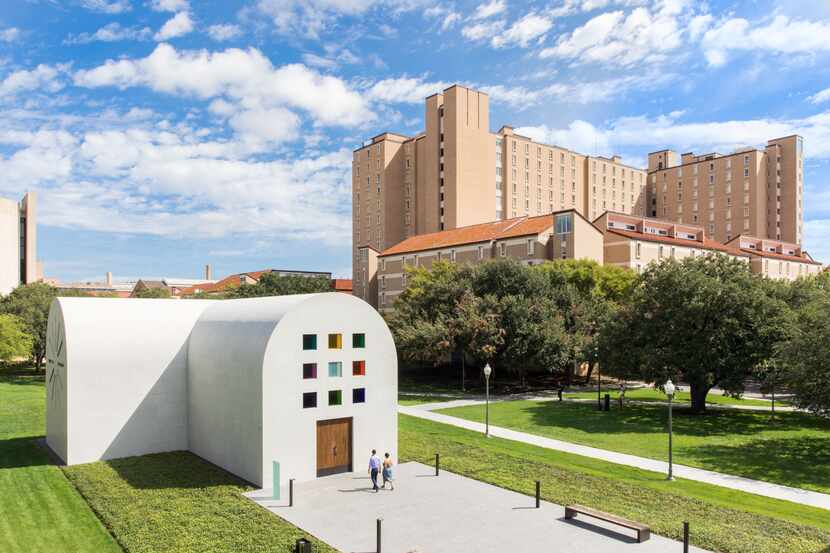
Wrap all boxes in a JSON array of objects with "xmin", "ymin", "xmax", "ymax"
[{"xmin": 352, "ymin": 360, "xmax": 365, "ymax": 376}]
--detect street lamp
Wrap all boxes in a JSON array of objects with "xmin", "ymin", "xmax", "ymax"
[
  {"xmin": 664, "ymin": 379, "xmax": 676, "ymax": 481},
  {"xmin": 483, "ymin": 363, "xmax": 492, "ymax": 438}
]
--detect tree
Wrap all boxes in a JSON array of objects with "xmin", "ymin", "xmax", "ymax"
[
  {"xmin": 598, "ymin": 255, "xmax": 783, "ymax": 414},
  {"xmin": 0, "ymin": 314, "xmax": 32, "ymax": 362},
  {"xmin": 1, "ymin": 283, "xmax": 58, "ymax": 370},
  {"xmin": 227, "ymin": 273, "xmax": 333, "ymax": 298},
  {"xmin": 778, "ymin": 294, "xmax": 830, "ymax": 417},
  {"xmin": 133, "ymin": 286, "xmax": 172, "ymax": 299}
]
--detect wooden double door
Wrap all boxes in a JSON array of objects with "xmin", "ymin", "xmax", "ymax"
[{"xmin": 316, "ymin": 417, "xmax": 353, "ymax": 477}]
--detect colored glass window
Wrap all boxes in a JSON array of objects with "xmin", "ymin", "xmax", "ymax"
[
  {"xmin": 303, "ymin": 363, "xmax": 317, "ymax": 379},
  {"xmin": 353, "ymin": 388, "xmax": 366, "ymax": 404},
  {"xmin": 328, "ymin": 390, "xmax": 342, "ymax": 406},
  {"xmin": 302, "ymin": 392, "xmax": 317, "ymax": 409},
  {"xmin": 352, "ymin": 333, "xmax": 366, "ymax": 348},
  {"xmin": 328, "ymin": 362, "xmax": 342, "ymax": 377},
  {"xmin": 302, "ymin": 334, "xmax": 317, "ymax": 350},
  {"xmin": 353, "ymin": 360, "xmax": 365, "ymax": 376},
  {"xmin": 328, "ymin": 333, "xmax": 342, "ymax": 349}
]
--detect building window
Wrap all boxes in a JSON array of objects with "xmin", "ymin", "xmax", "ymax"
[
  {"xmin": 478, "ymin": 245, "xmax": 484, "ymax": 259},
  {"xmin": 303, "ymin": 363, "xmax": 317, "ymax": 379},
  {"xmin": 658, "ymin": 245, "xmax": 664, "ymax": 259},
  {"xmin": 527, "ymin": 239, "xmax": 535, "ymax": 255},
  {"xmin": 328, "ymin": 390, "xmax": 342, "ymax": 406},
  {"xmin": 353, "ymin": 333, "xmax": 366, "ymax": 348},
  {"xmin": 328, "ymin": 361, "xmax": 342, "ymax": 377},
  {"xmin": 353, "ymin": 360, "xmax": 366, "ymax": 376},
  {"xmin": 303, "ymin": 334, "xmax": 317, "ymax": 350},
  {"xmin": 635, "ymin": 242, "xmax": 641, "ymax": 259},
  {"xmin": 555, "ymin": 213, "xmax": 572, "ymax": 234},
  {"xmin": 353, "ymin": 388, "xmax": 366, "ymax": 404},
  {"xmin": 303, "ymin": 392, "xmax": 317, "ymax": 409},
  {"xmin": 328, "ymin": 333, "xmax": 342, "ymax": 349},
  {"xmin": 499, "ymin": 243, "xmax": 506, "ymax": 257}
]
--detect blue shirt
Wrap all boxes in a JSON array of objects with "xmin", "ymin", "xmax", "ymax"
[{"xmin": 369, "ymin": 455, "xmax": 381, "ymax": 470}]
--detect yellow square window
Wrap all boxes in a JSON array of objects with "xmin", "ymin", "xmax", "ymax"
[{"xmin": 328, "ymin": 333, "xmax": 342, "ymax": 349}]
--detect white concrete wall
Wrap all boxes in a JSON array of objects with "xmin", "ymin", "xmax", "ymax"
[
  {"xmin": 262, "ymin": 293, "xmax": 398, "ymax": 488},
  {"xmin": 0, "ymin": 198, "xmax": 19, "ymax": 296},
  {"xmin": 187, "ymin": 296, "xmax": 310, "ymax": 486},
  {"xmin": 45, "ymin": 300, "xmax": 68, "ymax": 462},
  {"xmin": 48, "ymin": 297, "xmax": 213, "ymax": 465}
]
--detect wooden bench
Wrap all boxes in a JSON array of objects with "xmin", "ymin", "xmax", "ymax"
[{"xmin": 565, "ymin": 504, "xmax": 650, "ymax": 542}]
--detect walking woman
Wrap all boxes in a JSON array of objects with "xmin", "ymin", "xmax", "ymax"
[{"xmin": 381, "ymin": 452, "xmax": 395, "ymax": 490}]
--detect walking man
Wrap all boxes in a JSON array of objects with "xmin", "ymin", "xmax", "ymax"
[{"xmin": 368, "ymin": 449, "xmax": 381, "ymax": 492}]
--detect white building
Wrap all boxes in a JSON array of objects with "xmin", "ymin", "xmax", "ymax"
[
  {"xmin": 45, "ymin": 293, "xmax": 397, "ymax": 489},
  {"xmin": 0, "ymin": 192, "xmax": 39, "ymax": 296}
]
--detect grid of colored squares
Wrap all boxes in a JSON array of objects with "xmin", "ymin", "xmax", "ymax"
[
  {"xmin": 302, "ymin": 361, "xmax": 365, "ymax": 379},
  {"xmin": 303, "ymin": 333, "xmax": 365, "ymax": 350},
  {"xmin": 302, "ymin": 389, "xmax": 365, "ymax": 408}
]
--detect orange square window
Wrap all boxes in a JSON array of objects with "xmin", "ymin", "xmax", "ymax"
[{"xmin": 352, "ymin": 360, "xmax": 365, "ymax": 376}]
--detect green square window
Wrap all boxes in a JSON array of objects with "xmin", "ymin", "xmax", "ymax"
[
  {"xmin": 302, "ymin": 334, "xmax": 317, "ymax": 350},
  {"xmin": 328, "ymin": 362, "xmax": 342, "ymax": 377},
  {"xmin": 328, "ymin": 390, "xmax": 342, "ymax": 406},
  {"xmin": 352, "ymin": 333, "xmax": 366, "ymax": 348}
]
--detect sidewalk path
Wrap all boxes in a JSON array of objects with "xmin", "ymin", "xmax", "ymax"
[{"xmin": 399, "ymin": 402, "xmax": 830, "ymax": 511}]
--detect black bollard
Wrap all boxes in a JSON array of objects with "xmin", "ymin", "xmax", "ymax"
[
  {"xmin": 289, "ymin": 478, "xmax": 294, "ymax": 507},
  {"xmin": 376, "ymin": 518, "xmax": 382, "ymax": 553},
  {"xmin": 535, "ymin": 480, "xmax": 541, "ymax": 508},
  {"xmin": 295, "ymin": 537, "xmax": 311, "ymax": 553},
  {"xmin": 603, "ymin": 393, "xmax": 610, "ymax": 412},
  {"xmin": 683, "ymin": 521, "xmax": 689, "ymax": 553},
  {"xmin": 435, "ymin": 453, "xmax": 440, "ymax": 476}
]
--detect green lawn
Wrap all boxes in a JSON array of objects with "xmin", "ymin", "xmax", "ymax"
[
  {"xmin": 0, "ymin": 376, "xmax": 121, "ymax": 553},
  {"xmin": 565, "ymin": 387, "xmax": 788, "ymax": 408},
  {"xmin": 63, "ymin": 452, "xmax": 337, "ymax": 553},
  {"xmin": 400, "ymin": 414, "xmax": 830, "ymax": 553},
  {"xmin": 438, "ymin": 399, "xmax": 830, "ymax": 494}
]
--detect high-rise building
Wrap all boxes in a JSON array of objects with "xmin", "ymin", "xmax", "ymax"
[
  {"xmin": 352, "ymin": 85, "xmax": 646, "ymax": 304},
  {"xmin": 0, "ymin": 192, "xmax": 39, "ymax": 296},
  {"xmin": 646, "ymin": 135, "xmax": 804, "ymax": 245}
]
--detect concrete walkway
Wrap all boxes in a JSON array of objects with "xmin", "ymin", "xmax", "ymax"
[
  {"xmin": 399, "ymin": 403, "xmax": 830, "ymax": 511},
  {"xmin": 248, "ymin": 462, "xmax": 709, "ymax": 553}
]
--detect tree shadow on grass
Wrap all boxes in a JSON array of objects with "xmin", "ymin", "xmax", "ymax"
[
  {"xmin": 522, "ymin": 400, "xmax": 826, "ymax": 439},
  {"xmin": 0, "ymin": 437, "xmax": 50, "ymax": 469},
  {"xmin": 103, "ymin": 450, "xmax": 255, "ymax": 491},
  {"xmin": 0, "ymin": 374, "xmax": 45, "ymax": 386},
  {"xmin": 688, "ymin": 435, "xmax": 830, "ymax": 493}
]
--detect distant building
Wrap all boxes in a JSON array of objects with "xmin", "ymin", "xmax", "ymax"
[
  {"xmin": 179, "ymin": 269, "xmax": 334, "ymax": 297},
  {"xmin": 0, "ymin": 192, "xmax": 40, "ymax": 296},
  {"xmin": 55, "ymin": 272, "xmax": 134, "ymax": 298},
  {"xmin": 331, "ymin": 279, "xmax": 353, "ymax": 294}
]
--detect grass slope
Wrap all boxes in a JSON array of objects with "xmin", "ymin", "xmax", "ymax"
[
  {"xmin": 565, "ymin": 387, "xmax": 787, "ymax": 407},
  {"xmin": 63, "ymin": 452, "xmax": 337, "ymax": 553},
  {"xmin": 0, "ymin": 376, "xmax": 121, "ymax": 553},
  {"xmin": 400, "ymin": 414, "xmax": 830, "ymax": 553},
  {"xmin": 438, "ymin": 398, "xmax": 830, "ymax": 494}
]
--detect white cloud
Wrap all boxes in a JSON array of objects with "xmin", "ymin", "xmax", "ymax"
[
  {"xmin": 471, "ymin": 0, "xmax": 506, "ymax": 20},
  {"xmin": 155, "ymin": 11, "xmax": 194, "ymax": 41},
  {"xmin": 462, "ymin": 19, "xmax": 504, "ymax": 41},
  {"xmin": 150, "ymin": 0, "xmax": 189, "ymax": 12},
  {"xmin": 250, "ymin": 0, "xmax": 405, "ymax": 39},
  {"xmin": 302, "ymin": 53, "xmax": 337, "ymax": 69},
  {"xmin": 228, "ymin": 107, "xmax": 301, "ymax": 145},
  {"xmin": 0, "ymin": 28, "xmax": 20, "ymax": 42},
  {"xmin": 441, "ymin": 12, "xmax": 462, "ymax": 30},
  {"xmin": 207, "ymin": 24, "xmax": 242, "ymax": 41},
  {"xmin": 0, "ymin": 65, "xmax": 66, "ymax": 97},
  {"xmin": 424, "ymin": 3, "xmax": 461, "ymax": 29},
  {"xmin": 73, "ymin": 44, "xmax": 373, "ymax": 127},
  {"xmin": 79, "ymin": 0, "xmax": 131, "ymax": 13},
  {"xmin": 366, "ymin": 77, "xmax": 452, "ymax": 104},
  {"xmin": 492, "ymin": 13, "xmax": 552, "ymax": 48},
  {"xmin": 702, "ymin": 16, "xmax": 830, "ymax": 67},
  {"xmin": 66, "ymin": 23, "xmax": 152, "ymax": 44},
  {"xmin": 687, "ymin": 13, "xmax": 712, "ymax": 40},
  {"xmin": 808, "ymin": 88, "xmax": 830, "ymax": 105},
  {"xmin": 540, "ymin": 5, "xmax": 686, "ymax": 66}
]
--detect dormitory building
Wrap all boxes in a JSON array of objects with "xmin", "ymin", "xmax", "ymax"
[{"xmin": 352, "ymin": 85, "xmax": 820, "ymax": 310}]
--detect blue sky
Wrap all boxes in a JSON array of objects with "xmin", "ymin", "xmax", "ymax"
[{"xmin": 1, "ymin": 0, "xmax": 829, "ymax": 283}]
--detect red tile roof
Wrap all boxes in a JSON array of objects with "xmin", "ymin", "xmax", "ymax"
[
  {"xmin": 738, "ymin": 248, "xmax": 822, "ymax": 265},
  {"xmin": 381, "ymin": 213, "xmax": 557, "ymax": 256},
  {"xmin": 606, "ymin": 228, "xmax": 744, "ymax": 255},
  {"xmin": 179, "ymin": 269, "xmax": 271, "ymax": 295},
  {"xmin": 332, "ymin": 279, "xmax": 353, "ymax": 292}
]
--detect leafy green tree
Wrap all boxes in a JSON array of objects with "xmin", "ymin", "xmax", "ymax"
[
  {"xmin": 599, "ymin": 255, "xmax": 784, "ymax": 414},
  {"xmin": 133, "ymin": 287, "xmax": 172, "ymax": 299},
  {"xmin": 0, "ymin": 314, "xmax": 32, "ymax": 362},
  {"xmin": 227, "ymin": 273, "xmax": 332, "ymax": 298},
  {"xmin": 778, "ymin": 294, "xmax": 830, "ymax": 416},
  {"xmin": 1, "ymin": 283, "xmax": 58, "ymax": 370}
]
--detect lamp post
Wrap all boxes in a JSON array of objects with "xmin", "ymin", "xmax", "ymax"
[
  {"xmin": 483, "ymin": 363, "xmax": 492, "ymax": 438},
  {"xmin": 664, "ymin": 379, "xmax": 676, "ymax": 481}
]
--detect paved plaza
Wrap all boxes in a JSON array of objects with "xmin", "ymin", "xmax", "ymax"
[{"xmin": 246, "ymin": 462, "xmax": 708, "ymax": 553}]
